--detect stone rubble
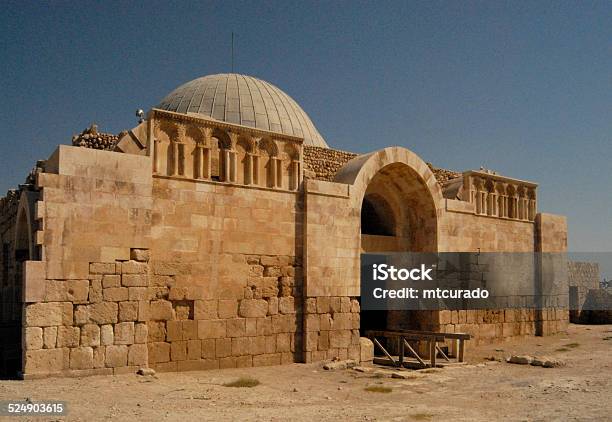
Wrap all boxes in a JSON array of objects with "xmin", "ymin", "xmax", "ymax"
[{"xmin": 72, "ymin": 124, "xmax": 120, "ymax": 151}]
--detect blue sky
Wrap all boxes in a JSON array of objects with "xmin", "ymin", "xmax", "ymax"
[{"xmin": 1, "ymin": 1, "xmax": 610, "ymax": 252}]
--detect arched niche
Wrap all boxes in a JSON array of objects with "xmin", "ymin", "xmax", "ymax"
[
  {"xmin": 235, "ymin": 136, "xmax": 255, "ymax": 185},
  {"xmin": 211, "ymin": 128, "xmax": 231, "ymax": 181},
  {"xmin": 258, "ymin": 138, "xmax": 279, "ymax": 188}
]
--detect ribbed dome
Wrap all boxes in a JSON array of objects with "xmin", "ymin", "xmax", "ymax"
[{"xmin": 157, "ymin": 74, "xmax": 328, "ymax": 148}]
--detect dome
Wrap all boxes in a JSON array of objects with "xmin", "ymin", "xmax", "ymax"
[{"xmin": 157, "ymin": 73, "xmax": 328, "ymax": 148}]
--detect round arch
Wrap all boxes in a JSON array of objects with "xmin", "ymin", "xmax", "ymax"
[{"xmin": 335, "ymin": 146, "xmax": 443, "ymax": 252}]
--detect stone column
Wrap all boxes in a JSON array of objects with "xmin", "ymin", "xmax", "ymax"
[
  {"xmin": 252, "ymin": 155, "xmax": 259, "ymax": 185},
  {"xmin": 276, "ymin": 158, "xmax": 283, "ymax": 188},
  {"xmin": 268, "ymin": 157, "xmax": 277, "ymax": 188},
  {"xmin": 153, "ymin": 139, "xmax": 160, "ymax": 174},
  {"xmin": 291, "ymin": 160, "xmax": 300, "ymax": 190},
  {"xmin": 489, "ymin": 192, "xmax": 497, "ymax": 216},
  {"xmin": 223, "ymin": 149, "xmax": 231, "ymax": 182},
  {"xmin": 230, "ymin": 150, "xmax": 237, "ymax": 183},
  {"xmin": 172, "ymin": 142, "xmax": 180, "ymax": 176},
  {"xmin": 245, "ymin": 153, "xmax": 254, "ymax": 185}
]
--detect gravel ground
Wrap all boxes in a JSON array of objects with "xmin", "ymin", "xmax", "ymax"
[{"xmin": 1, "ymin": 324, "xmax": 610, "ymax": 421}]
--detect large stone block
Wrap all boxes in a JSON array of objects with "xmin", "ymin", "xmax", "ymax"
[
  {"xmin": 278, "ymin": 297, "xmax": 296, "ymax": 314},
  {"xmin": 359, "ymin": 337, "xmax": 374, "ymax": 363},
  {"xmin": 148, "ymin": 342, "xmax": 170, "ymax": 363},
  {"xmin": 43, "ymin": 327, "xmax": 57, "ymax": 349},
  {"xmin": 45, "ymin": 279, "xmax": 89, "ymax": 302},
  {"xmin": 130, "ymin": 248, "xmax": 150, "ymax": 262},
  {"xmin": 120, "ymin": 260, "xmax": 148, "ymax": 275},
  {"xmin": 252, "ymin": 353, "xmax": 281, "ymax": 367},
  {"xmin": 128, "ymin": 287, "xmax": 147, "ymax": 301},
  {"xmin": 147, "ymin": 321, "xmax": 166, "ymax": 342},
  {"xmin": 114, "ymin": 322, "xmax": 135, "ymax": 345},
  {"xmin": 93, "ymin": 346, "xmax": 105, "ymax": 368},
  {"xmin": 70, "ymin": 347, "xmax": 94, "ymax": 370},
  {"xmin": 171, "ymin": 341, "xmax": 187, "ymax": 361},
  {"xmin": 101, "ymin": 324, "xmax": 114, "ymax": 345},
  {"xmin": 89, "ymin": 302, "xmax": 118, "ymax": 324},
  {"xmin": 25, "ymin": 327, "xmax": 44, "ymax": 350},
  {"xmin": 119, "ymin": 301, "xmax": 139, "ymax": 322},
  {"xmin": 105, "ymin": 345, "xmax": 128, "ymax": 368},
  {"xmin": 24, "ymin": 348, "xmax": 65, "ymax": 374},
  {"xmin": 218, "ymin": 299, "xmax": 238, "ymax": 318},
  {"xmin": 194, "ymin": 300, "xmax": 217, "ymax": 320},
  {"xmin": 103, "ymin": 287, "xmax": 129, "ymax": 302},
  {"xmin": 57, "ymin": 326, "xmax": 80, "ymax": 348},
  {"xmin": 128, "ymin": 344, "xmax": 148, "ymax": 366},
  {"xmin": 23, "ymin": 261, "xmax": 46, "ymax": 303},
  {"xmin": 238, "ymin": 299, "xmax": 268, "ymax": 318},
  {"xmin": 74, "ymin": 305, "xmax": 90, "ymax": 325},
  {"xmin": 102, "ymin": 275, "xmax": 121, "ymax": 288},
  {"xmin": 24, "ymin": 302, "xmax": 69, "ymax": 327},
  {"xmin": 134, "ymin": 323, "xmax": 148, "ymax": 343},
  {"xmin": 226, "ymin": 319, "xmax": 246, "ymax": 338},
  {"xmin": 329, "ymin": 330, "xmax": 351, "ymax": 348},
  {"xmin": 187, "ymin": 339, "xmax": 201, "ymax": 360},
  {"xmin": 81, "ymin": 324, "xmax": 101, "ymax": 346},
  {"xmin": 150, "ymin": 300, "xmax": 173, "ymax": 320},
  {"xmin": 90, "ymin": 263, "xmax": 116, "ymax": 275},
  {"xmin": 198, "ymin": 319, "xmax": 226, "ymax": 339},
  {"xmin": 182, "ymin": 320, "xmax": 198, "ymax": 340},
  {"xmin": 122, "ymin": 274, "xmax": 149, "ymax": 287},
  {"xmin": 201, "ymin": 339, "xmax": 216, "ymax": 359},
  {"xmin": 89, "ymin": 278, "xmax": 103, "ymax": 303}
]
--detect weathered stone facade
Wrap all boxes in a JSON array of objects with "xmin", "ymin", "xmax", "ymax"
[{"xmin": 1, "ymin": 73, "xmax": 572, "ymax": 378}]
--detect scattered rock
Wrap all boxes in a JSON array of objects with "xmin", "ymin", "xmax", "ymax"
[
  {"xmin": 507, "ymin": 355, "xmax": 533, "ymax": 365},
  {"xmin": 353, "ymin": 366, "xmax": 373, "ymax": 373},
  {"xmin": 323, "ymin": 359, "xmax": 357, "ymax": 370},
  {"xmin": 292, "ymin": 387, "xmax": 299, "ymax": 393},
  {"xmin": 543, "ymin": 358, "xmax": 565, "ymax": 368},
  {"xmin": 137, "ymin": 367, "xmax": 156, "ymax": 376}
]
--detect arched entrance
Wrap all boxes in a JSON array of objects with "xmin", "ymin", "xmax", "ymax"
[
  {"xmin": 1, "ymin": 192, "xmax": 35, "ymax": 379},
  {"xmin": 335, "ymin": 147, "xmax": 443, "ymax": 335}
]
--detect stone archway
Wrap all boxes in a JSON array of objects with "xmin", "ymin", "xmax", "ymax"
[{"xmin": 335, "ymin": 147, "xmax": 443, "ymax": 334}]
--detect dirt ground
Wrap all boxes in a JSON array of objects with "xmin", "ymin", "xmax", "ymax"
[{"xmin": 1, "ymin": 324, "xmax": 610, "ymax": 421}]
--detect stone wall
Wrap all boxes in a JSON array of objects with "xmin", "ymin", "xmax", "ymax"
[
  {"xmin": 440, "ymin": 201, "xmax": 536, "ymax": 252},
  {"xmin": 303, "ymin": 146, "xmax": 357, "ymax": 181},
  {"xmin": 303, "ymin": 145, "xmax": 461, "ymax": 185},
  {"xmin": 147, "ymin": 175, "xmax": 304, "ymax": 371},
  {"xmin": 303, "ymin": 296, "xmax": 361, "ymax": 363},
  {"xmin": 23, "ymin": 254, "xmax": 150, "ymax": 377},
  {"xmin": 147, "ymin": 253, "xmax": 302, "ymax": 372}
]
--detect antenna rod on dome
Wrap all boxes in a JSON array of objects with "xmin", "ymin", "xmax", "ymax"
[{"xmin": 231, "ymin": 32, "xmax": 234, "ymax": 73}]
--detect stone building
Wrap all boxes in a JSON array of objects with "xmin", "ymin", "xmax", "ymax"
[{"xmin": 0, "ymin": 73, "xmax": 569, "ymax": 378}]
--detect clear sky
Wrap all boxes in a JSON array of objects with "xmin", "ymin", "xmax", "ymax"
[{"xmin": 1, "ymin": 1, "xmax": 610, "ymax": 252}]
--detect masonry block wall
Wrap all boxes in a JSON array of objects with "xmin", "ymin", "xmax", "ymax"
[{"xmin": 146, "ymin": 176, "xmax": 303, "ymax": 372}]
